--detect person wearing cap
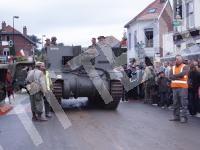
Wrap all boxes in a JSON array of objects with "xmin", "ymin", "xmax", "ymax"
[
  {"xmin": 169, "ymin": 55, "xmax": 190, "ymax": 123},
  {"xmin": 39, "ymin": 62, "xmax": 52, "ymax": 118},
  {"xmin": 26, "ymin": 62, "xmax": 47, "ymax": 121}
]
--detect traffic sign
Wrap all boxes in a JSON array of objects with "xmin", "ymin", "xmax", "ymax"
[
  {"xmin": 8, "ymin": 40, "xmax": 13, "ymax": 47},
  {"xmin": 0, "ymin": 56, "xmax": 7, "ymax": 63}
]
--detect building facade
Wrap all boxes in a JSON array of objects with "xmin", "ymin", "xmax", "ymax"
[
  {"xmin": 173, "ymin": 0, "xmax": 200, "ymax": 55},
  {"xmin": 0, "ymin": 21, "xmax": 36, "ymax": 58},
  {"xmin": 125, "ymin": 0, "xmax": 173, "ymax": 62}
]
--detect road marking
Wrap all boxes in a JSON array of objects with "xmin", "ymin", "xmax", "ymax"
[
  {"xmin": 0, "ymin": 145, "xmax": 4, "ymax": 150},
  {"xmin": 14, "ymin": 104, "xmax": 44, "ymax": 146},
  {"xmin": 6, "ymin": 94, "xmax": 44, "ymax": 146}
]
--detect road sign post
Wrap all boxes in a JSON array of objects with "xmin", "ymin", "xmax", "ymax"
[{"xmin": 173, "ymin": 20, "xmax": 182, "ymax": 27}]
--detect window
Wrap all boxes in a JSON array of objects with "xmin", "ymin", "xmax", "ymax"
[
  {"xmin": 144, "ymin": 28, "xmax": 153, "ymax": 47},
  {"xmin": 134, "ymin": 30, "xmax": 137, "ymax": 47},
  {"xmin": 128, "ymin": 33, "xmax": 132, "ymax": 49},
  {"xmin": 3, "ymin": 51, "xmax": 9, "ymax": 56},
  {"xmin": 6, "ymin": 35, "xmax": 10, "ymax": 41},
  {"xmin": 186, "ymin": 1, "xmax": 194, "ymax": 28},
  {"xmin": 147, "ymin": 8, "xmax": 156, "ymax": 13}
]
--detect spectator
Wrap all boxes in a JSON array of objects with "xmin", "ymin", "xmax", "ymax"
[
  {"xmin": 142, "ymin": 57, "xmax": 156, "ymax": 104},
  {"xmin": 197, "ymin": 60, "xmax": 200, "ymax": 72},
  {"xmin": 124, "ymin": 63, "xmax": 136, "ymax": 100},
  {"xmin": 169, "ymin": 55, "xmax": 189, "ymax": 123},
  {"xmin": 188, "ymin": 63, "xmax": 200, "ymax": 115},
  {"xmin": 157, "ymin": 71, "xmax": 170, "ymax": 108},
  {"xmin": 163, "ymin": 62, "xmax": 171, "ymax": 78},
  {"xmin": 136, "ymin": 65, "xmax": 144, "ymax": 99},
  {"xmin": 6, "ymin": 70, "xmax": 14, "ymax": 104}
]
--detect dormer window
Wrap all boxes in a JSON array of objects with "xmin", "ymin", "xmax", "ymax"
[{"xmin": 147, "ymin": 8, "xmax": 156, "ymax": 13}]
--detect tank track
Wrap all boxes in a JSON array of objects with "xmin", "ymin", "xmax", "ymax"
[
  {"xmin": 52, "ymin": 79, "xmax": 123, "ymax": 110},
  {"xmin": 52, "ymin": 81, "xmax": 63, "ymax": 103},
  {"xmin": 110, "ymin": 80, "xmax": 123, "ymax": 100},
  {"xmin": 104, "ymin": 80, "xmax": 123, "ymax": 109}
]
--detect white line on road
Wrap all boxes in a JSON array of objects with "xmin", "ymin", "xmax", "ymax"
[
  {"xmin": 8, "ymin": 94, "xmax": 44, "ymax": 146},
  {"xmin": 0, "ymin": 145, "xmax": 4, "ymax": 150},
  {"xmin": 14, "ymin": 104, "xmax": 43, "ymax": 146}
]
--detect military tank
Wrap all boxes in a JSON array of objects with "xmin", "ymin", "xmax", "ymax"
[{"xmin": 46, "ymin": 39, "xmax": 124, "ymax": 110}]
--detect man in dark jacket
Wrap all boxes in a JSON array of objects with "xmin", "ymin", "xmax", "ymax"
[
  {"xmin": 188, "ymin": 63, "xmax": 200, "ymax": 115},
  {"xmin": 157, "ymin": 71, "xmax": 170, "ymax": 107}
]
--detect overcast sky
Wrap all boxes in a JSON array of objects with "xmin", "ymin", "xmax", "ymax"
[{"xmin": 0, "ymin": 0, "xmax": 173, "ymax": 47}]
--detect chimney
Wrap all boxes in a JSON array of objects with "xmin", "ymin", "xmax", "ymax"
[
  {"xmin": 23, "ymin": 26, "xmax": 27, "ymax": 36},
  {"xmin": 1, "ymin": 21, "xmax": 6, "ymax": 30}
]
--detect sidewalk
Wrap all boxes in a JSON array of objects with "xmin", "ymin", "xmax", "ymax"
[
  {"xmin": 0, "ymin": 89, "xmax": 28, "ymax": 116},
  {"xmin": 0, "ymin": 104, "xmax": 13, "ymax": 116}
]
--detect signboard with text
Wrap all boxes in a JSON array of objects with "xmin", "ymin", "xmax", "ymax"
[
  {"xmin": 173, "ymin": 20, "xmax": 182, "ymax": 27},
  {"xmin": 0, "ymin": 56, "xmax": 8, "ymax": 64}
]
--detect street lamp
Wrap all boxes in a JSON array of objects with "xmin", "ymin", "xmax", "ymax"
[{"xmin": 12, "ymin": 16, "xmax": 19, "ymax": 56}]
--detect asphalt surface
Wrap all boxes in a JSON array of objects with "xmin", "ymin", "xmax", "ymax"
[{"xmin": 0, "ymin": 93, "xmax": 200, "ymax": 150}]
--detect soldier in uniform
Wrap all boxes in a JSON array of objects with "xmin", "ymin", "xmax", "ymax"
[{"xmin": 26, "ymin": 62, "xmax": 47, "ymax": 121}]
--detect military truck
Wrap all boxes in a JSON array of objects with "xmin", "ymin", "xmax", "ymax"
[
  {"xmin": 0, "ymin": 64, "xmax": 9, "ymax": 102},
  {"xmin": 0, "ymin": 62, "xmax": 34, "ymax": 102},
  {"xmin": 46, "ymin": 41, "xmax": 124, "ymax": 109}
]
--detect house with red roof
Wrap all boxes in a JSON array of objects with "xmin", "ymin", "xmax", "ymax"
[
  {"xmin": 124, "ymin": 0, "xmax": 173, "ymax": 62},
  {"xmin": 0, "ymin": 21, "xmax": 36, "ymax": 59}
]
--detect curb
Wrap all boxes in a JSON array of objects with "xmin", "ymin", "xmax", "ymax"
[{"xmin": 0, "ymin": 104, "xmax": 13, "ymax": 116}]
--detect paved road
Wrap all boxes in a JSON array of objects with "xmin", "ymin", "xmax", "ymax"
[{"xmin": 0, "ymin": 94, "xmax": 200, "ymax": 150}]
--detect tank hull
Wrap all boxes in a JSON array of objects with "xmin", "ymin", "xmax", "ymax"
[{"xmin": 51, "ymin": 71, "xmax": 123, "ymax": 109}]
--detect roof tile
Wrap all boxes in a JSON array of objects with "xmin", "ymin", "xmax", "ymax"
[
  {"xmin": 125, "ymin": 0, "xmax": 167, "ymax": 27},
  {"xmin": 0, "ymin": 25, "xmax": 21, "ymax": 34}
]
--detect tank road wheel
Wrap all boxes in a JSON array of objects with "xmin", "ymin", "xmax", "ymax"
[
  {"xmin": 52, "ymin": 81, "xmax": 63, "ymax": 105},
  {"xmin": 104, "ymin": 80, "xmax": 123, "ymax": 110}
]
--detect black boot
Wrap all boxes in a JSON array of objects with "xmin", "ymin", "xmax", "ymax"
[
  {"xmin": 180, "ymin": 117, "xmax": 188, "ymax": 123},
  {"xmin": 32, "ymin": 112, "xmax": 38, "ymax": 121},
  {"xmin": 169, "ymin": 116, "xmax": 180, "ymax": 121}
]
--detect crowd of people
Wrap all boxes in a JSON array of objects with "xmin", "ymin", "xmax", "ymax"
[
  {"xmin": 2, "ymin": 53, "xmax": 200, "ymax": 123},
  {"xmin": 122, "ymin": 55, "xmax": 200, "ymax": 122}
]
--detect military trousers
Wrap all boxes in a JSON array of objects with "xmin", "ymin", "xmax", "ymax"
[{"xmin": 30, "ymin": 91, "xmax": 44, "ymax": 114}]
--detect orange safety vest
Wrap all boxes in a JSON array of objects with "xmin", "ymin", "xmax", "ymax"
[{"xmin": 171, "ymin": 64, "xmax": 188, "ymax": 89}]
